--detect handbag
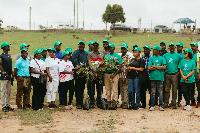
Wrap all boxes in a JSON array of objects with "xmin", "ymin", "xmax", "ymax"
[{"xmin": 34, "ymin": 59, "xmax": 47, "ymax": 84}]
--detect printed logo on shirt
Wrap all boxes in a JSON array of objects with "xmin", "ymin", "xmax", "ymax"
[
  {"xmin": 168, "ymin": 58, "xmax": 173, "ymax": 63},
  {"xmin": 184, "ymin": 64, "xmax": 188, "ymax": 70}
]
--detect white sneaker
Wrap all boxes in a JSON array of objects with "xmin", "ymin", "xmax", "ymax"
[
  {"xmin": 149, "ymin": 107, "xmax": 155, "ymax": 111},
  {"xmin": 183, "ymin": 106, "xmax": 187, "ymax": 110},
  {"xmin": 184, "ymin": 105, "xmax": 192, "ymax": 110},
  {"xmin": 160, "ymin": 106, "xmax": 164, "ymax": 111}
]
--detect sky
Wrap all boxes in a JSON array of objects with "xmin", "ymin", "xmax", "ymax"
[{"xmin": 1, "ymin": 0, "xmax": 200, "ymax": 31}]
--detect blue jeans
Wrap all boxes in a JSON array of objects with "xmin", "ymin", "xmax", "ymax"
[
  {"xmin": 128, "ymin": 76, "xmax": 140, "ymax": 106},
  {"xmin": 150, "ymin": 80, "xmax": 163, "ymax": 107},
  {"xmin": 89, "ymin": 80, "xmax": 102, "ymax": 105},
  {"xmin": 58, "ymin": 85, "xmax": 64, "ymax": 104}
]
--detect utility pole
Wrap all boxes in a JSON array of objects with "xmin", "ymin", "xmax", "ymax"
[
  {"xmin": 29, "ymin": 7, "xmax": 32, "ymax": 30},
  {"xmin": 77, "ymin": 0, "xmax": 78, "ymax": 31},
  {"xmin": 83, "ymin": 0, "xmax": 84, "ymax": 33},
  {"xmin": 73, "ymin": 0, "xmax": 75, "ymax": 31}
]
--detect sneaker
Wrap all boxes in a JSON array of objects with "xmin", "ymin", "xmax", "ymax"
[
  {"xmin": 52, "ymin": 104, "xmax": 57, "ymax": 108},
  {"xmin": 162, "ymin": 104, "xmax": 169, "ymax": 108},
  {"xmin": 139, "ymin": 105, "xmax": 145, "ymax": 109},
  {"xmin": 2, "ymin": 106, "xmax": 9, "ymax": 112},
  {"xmin": 38, "ymin": 108, "xmax": 43, "ymax": 111},
  {"xmin": 196, "ymin": 103, "xmax": 200, "ymax": 108},
  {"xmin": 191, "ymin": 102, "xmax": 196, "ymax": 106},
  {"xmin": 128, "ymin": 105, "xmax": 134, "ymax": 110},
  {"xmin": 133, "ymin": 106, "xmax": 138, "ymax": 110},
  {"xmin": 173, "ymin": 105, "xmax": 177, "ymax": 109},
  {"xmin": 160, "ymin": 106, "xmax": 164, "ymax": 111},
  {"xmin": 122, "ymin": 105, "xmax": 128, "ymax": 109},
  {"xmin": 48, "ymin": 104, "xmax": 54, "ymax": 109},
  {"xmin": 183, "ymin": 105, "xmax": 192, "ymax": 110},
  {"xmin": 149, "ymin": 107, "xmax": 155, "ymax": 111},
  {"xmin": 76, "ymin": 105, "xmax": 82, "ymax": 109},
  {"xmin": 6, "ymin": 105, "xmax": 14, "ymax": 111},
  {"xmin": 177, "ymin": 102, "xmax": 182, "ymax": 107}
]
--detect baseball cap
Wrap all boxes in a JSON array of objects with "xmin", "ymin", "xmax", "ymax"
[
  {"xmin": 132, "ymin": 47, "xmax": 141, "ymax": 52},
  {"xmin": 34, "ymin": 49, "xmax": 42, "ymax": 55},
  {"xmin": 66, "ymin": 47, "xmax": 72, "ymax": 53},
  {"xmin": 190, "ymin": 42, "xmax": 198, "ymax": 47},
  {"xmin": 121, "ymin": 43, "xmax": 127, "ymax": 49},
  {"xmin": 88, "ymin": 41, "xmax": 93, "ymax": 46},
  {"xmin": 143, "ymin": 45, "xmax": 151, "ymax": 50},
  {"xmin": 103, "ymin": 39, "xmax": 109, "ymax": 43},
  {"xmin": 62, "ymin": 51, "xmax": 70, "ymax": 57},
  {"xmin": 21, "ymin": 48, "xmax": 28, "ymax": 53},
  {"xmin": 176, "ymin": 42, "xmax": 184, "ymax": 47},
  {"xmin": 169, "ymin": 42, "xmax": 175, "ymax": 46},
  {"xmin": 41, "ymin": 47, "xmax": 47, "ymax": 52},
  {"xmin": 133, "ymin": 45, "xmax": 139, "ymax": 48},
  {"xmin": 184, "ymin": 48, "xmax": 193, "ymax": 54},
  {"xmin": 107, "ymin": 43, "xmax": 115, "ymax": 48},
  {"xmin": 47, "ymin": 47, "xmax": 56, "ymax": 52},
  {"xmin": 1, "ymin": 42, "xmax": 11, "ymax": 49},
  {"xmin": 78, "ymin": 40, "xmax": 85, "ymax": 45},
  {"xmin": 160, "ymin": 41, "xmax": 166, "ymax": 45},
  {"xmin": 93, "ymin": 41, "xmax": 99, "ymax": 45},
  {"xmin": 20, "ymin": 43, "xmax": 30, "ymax": 50},
  {"xmin": 122, "ymin": 42, "xmax": 128, "ymax": 47},
  {"xmin": 54, "ymin": 41, "xmax": 62, "ymax": 46},
  {"xmin": 152, "ymin": 45, "xmax": 161, "ymax": 50}
]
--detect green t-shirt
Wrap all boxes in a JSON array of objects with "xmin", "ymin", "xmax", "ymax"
[
  {"xmin": 148, "ymin": 55, "xmax": 166, "ymax": 81},
  {"xmin": 192, "ymin": 52, "xmax": 198, "ymax": 77},
  {"xmin": 41, "ymin": 57, "xmax": 46, "ymax": 62},
  {"xmin": 104, "ymin": 53, "xmax": 122, "ymax": 73},
  {"xmin": 163, "ymin": 52, "xmax": 181, "ymax": 74},
  {"xmin": 86, "ymin": 50, "xmax": 92, "ymax": 54},
  {"xmin": 178, "ymin": 59, "xmax": 196, "ymax": 83},
  {"xmin": 178, "ymin": 53, "xmax": 185, "ymax": 60}
]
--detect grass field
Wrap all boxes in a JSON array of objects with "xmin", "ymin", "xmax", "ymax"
[{"xmin": 0, "ymin": 31, "xmax": 199, "ymax": 56}]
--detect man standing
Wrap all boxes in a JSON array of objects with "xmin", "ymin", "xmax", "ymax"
[
  {"xmin": 190, "ymin": 42, "xmax": 200, "ymax": 107},
  {"xmin": 163, "ymin": 43, "xmax": 181, "ymax": 109},
  {"xmin": 14, "ymin": 49, "xmax": 31, "ymax": 110},
  {"xmin": 148, "ymin": 45, "xmax": 166, "ymax": 111},
  {"xmin": 141, "ymin": 45, "xmax": 152, "ymax": 109},
  {"xmin": 104, "ymin": 43, "xmax": 122, "ymax": 110},
  {"xmin": 0, "ymin": 42, "xmax": 14, "ymax": 112},
  {"xmin": 118, "ymin": 43, "xmax": 131, "ymax": 109},
  {"xmin": 41, "ymin": 47, "xmax": 47, "ymax": 62},
  {"xmin": 159, "ymin": 42, "xmax": 168, "ymax": 56},
  {"xmin": 119, "ymin": 42, "xmax": 134, "ymax": 59},
  {"xmin": 176, "ymin": 42, "xmax": 184, "ymax": 107},
  {"xmin": 72, "ymin": 40, "xmax": 88, "ymax": 109},
  {"xmin": 101, "ymin": 39, "xmax": 109, "ymax": 56},
  {"xmin": 86, "ymin": 41, "xmax": 94, "ymax": 54},
  {"xmin": 54, "ymin": 41, "xmax": 64, "ymax": 105},
  {"xmin": 87, "ymin": 41, "xmax": 104, "ymax": 108},
  {"xmin": 16, "ymin": 43, "xmax": 31, "ymax": 61}
]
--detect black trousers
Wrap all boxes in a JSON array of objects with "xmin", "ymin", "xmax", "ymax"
[
  {"xmin": 191, "ymin": 82, "xmax": 196, "ymax": 103},
  {"xmin": 75, "ymin": 77, "xmax": 86, "ymax": 105},
  {"xmin": 60, "ymin": 80, "xmax": 74, "ymax": 106},
  {"xmin": 181, "ymin": 82, "xmax": 194, "ymax": 105},
  {"xmin": 31, "ymin": 77, "xmax": 43, "ymax": 110},
  {"xmin": 140, "ymin": 78, "xmax": 150, "ymax": 107},
  {"xmin": 40, "ymin": 84, "xmax": 46, "ymax": 104},
  {"xmin": 197, "ymin": 81, "xmax": 200, "ymax": 103},
  {"xmin": 177, "ymin": 75, "xmax": 182, "ymax": 102}
]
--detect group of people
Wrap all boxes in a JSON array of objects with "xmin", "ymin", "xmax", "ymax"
[{"xmin": 0, "ymin": 39, "xmax": 200, "ymax": 112}]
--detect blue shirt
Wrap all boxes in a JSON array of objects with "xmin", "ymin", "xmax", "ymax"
[
  {"xmin": 14, "ymin": 57, "xmax": 30, "ymax": 77},
  {"xmin": 0, "ymin": 53, "xmax": 12, "ymax": 80},
  {"xmin": 142, "ymin": 54, "xmax": 152, "ymax": 78},
  {"xmin": 55, "ymin": 51, "xmax": 63, "ymax": 59}
]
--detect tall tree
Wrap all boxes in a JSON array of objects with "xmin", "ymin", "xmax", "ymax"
[
  {"xmin": 0, "ymin": 19, "xmax": 3, "ymax": 34},
  {"xmin": 102, "ymin": 4, "xmax": 126, "ymax": 35}
]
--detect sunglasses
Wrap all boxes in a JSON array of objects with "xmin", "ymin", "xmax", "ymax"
[
  {"xmin": 184, "ymin": 52, "xmax": 187, "ymax": 55},
  {"xmin": 93, "ymin": 45, "xmax": 99, "ymax": 47}
]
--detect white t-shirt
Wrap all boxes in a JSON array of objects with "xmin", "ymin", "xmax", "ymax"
[
  {"xmin": 118, "ymin": 51, "xmax": 134, "ymax": 59},
  {"xmin": 45, "ymin": 56, "xmax": 60, "ymax": 81},
  {"xmin": 59, "ymin": 60, "xmax": 74, "ymax": 82},
  {"xmin": 30, "ymin": 59, "xmax": 46, "ymax": 78}
]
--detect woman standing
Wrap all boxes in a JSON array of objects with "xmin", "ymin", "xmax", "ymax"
[
  {"xmin": 45, "ymin": 47, "xmax": 60, "ymax": 109},
  {"xmin": 179, "ymin": 48, "xmax": 196, "ymax": 110},
  {"xmin": 30, "ymin": 49, "xmax": 46, "ymax": 111},
  {"xmin": 59, "ymin": 51, "xmax": 76, "ymax": 110},
  {"xmin": 128, "ymin": 47, "xmax": 145, "ymax": 110}
]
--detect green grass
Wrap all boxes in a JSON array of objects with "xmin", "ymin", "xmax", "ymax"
[{"xmin": 0, "ymin": 31, "xmax": 199, "ymax": 56}]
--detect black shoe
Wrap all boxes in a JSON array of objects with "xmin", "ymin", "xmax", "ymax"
[
  {"xmin": 139, "ymin": 105, "xmax": 145, "ymax": 109},
  {"xmin": 52, "ymin": 104, "xmax": 57, "ymax": 108},
  {"xmin": 76, "ymin": 105, "xmax": 82, "ymax": 109},
  {"xmin": 59, "ymin": 103, "xmax": 64, "ymax": 105},
  {"xmin": 173, "ymin": 105, "xmax": 177, "ymax": 109},
  {"xmin": 162, "ymin": 104, "xmax": 168, "ymax": 108},
  {"xmin": 6, "ymin": 105, "xmax": 14, "ymax": 111},
  {"xmin": 48, "ymin": 104, "xmax": 54, "ymax": 109},
  {"xmin": 128, "ymin": 105, "xmax": 134, "ymax": 110},
  {"xmin": 89, "ymin": 105, "xmax": 95, "ymax": 108},
  {"xmin": 133, "ymin": 106, "xmax": 138, "ymax": 110},
  {"xmin": 2, "ymin": 106, "xmax": 9, "ymax": 112}
]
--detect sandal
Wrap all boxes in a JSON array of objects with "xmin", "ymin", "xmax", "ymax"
[
  {"xmin": 64, "ymin": 106, "xmax": 71, "ymax": 110},
  {"xmin": 68, "ymin": 105, "xmax": 76, "ymax": 110}
]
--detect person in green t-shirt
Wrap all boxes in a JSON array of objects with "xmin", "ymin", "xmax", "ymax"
[
  {"xmin": 104, "ymin": 43, "xmax": 122, "ymax": 110},
  {"xmin": 163, "ymin": 42, "xmax": 181, "ymax": 109},
  {"xmin": 148, "ymin": 45, "xmax": 166, "ymax": 111},
  {"xmin": 41, "ymin": 47, "xmax": 47, "ymax": 62},
  {"xmin": 179, "ymin": 48, "xmax": 196, "ymax": 110},
  {"xmin": 190, "ymin": 42, "xmax": 199, "ymax": 107},
  {"xmin": 86, "ymin": 41, "xmax": 94, "ymax": 54},
  {"xmin": 176, "ymin": 42, "xmax": 184, "ymax": 107}
]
